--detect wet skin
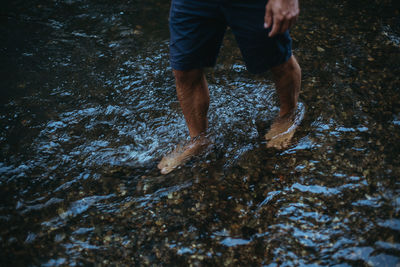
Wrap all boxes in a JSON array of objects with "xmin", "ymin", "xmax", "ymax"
[
  {"xmin": 158, "ymin": 56, "xmax": 302, "ymax": 174},
  {"xmin": 157, "ymin": 135, "xmax": 211, "ymax": 174},
  {"xmin": 158, "ymin": 0, "xmax": 302, "ymax": 174}
]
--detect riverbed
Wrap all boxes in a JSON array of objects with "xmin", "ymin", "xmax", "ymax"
[{"xmin": 1, "ymin": 0, "xmax": 399, "ymax": 265}]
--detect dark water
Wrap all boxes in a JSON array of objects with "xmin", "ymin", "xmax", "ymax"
[{"xmin": 1, "ymin": 0, "xmax": 400, "ymax": 265}]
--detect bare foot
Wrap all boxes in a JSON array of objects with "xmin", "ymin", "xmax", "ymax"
[
  {"xmin": 157, "ymin": 136, "xmax": 211, "ymax": 174},
  {"xmin": 265, "ymin": 102, "xmax": 305, "ymax": 149}
]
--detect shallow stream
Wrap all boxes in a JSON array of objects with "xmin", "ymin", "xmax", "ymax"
[{"xmin": 1, "ymin": 0, "xmax": 400, "ymax": 265}]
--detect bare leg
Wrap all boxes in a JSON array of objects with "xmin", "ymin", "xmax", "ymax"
[
  {"xmin": 174, "ymin": 69, "xmax": 209, "ymax": 138},
  {"xmin": 272, "ymin": 55, "xmax": 301, "ymax": 116},
  {"xmin": 265, "ymin": 55, "xmax": 303, "ymax": 149},
  {"xmin": 158, "ymin": 69, "xmax": 211, "ymax": 174}
]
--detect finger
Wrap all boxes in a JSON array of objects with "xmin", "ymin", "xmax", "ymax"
[
  {"xmin": 264, "ymin": 6, "xmax": 273, "ymax": 28},
  {"xmin": 280, "ymin": 18, "xmax": 290, "ymax": 34},
  {"xmin": 269, "ymin": 15, "xmax": 282, "ymax": 37}
]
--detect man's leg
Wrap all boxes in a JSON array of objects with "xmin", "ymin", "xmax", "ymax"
[
  {"xmin": 157, "ymin": 69, "xmax": 211, "ymax": 174},
  {"xmin": 174, "ymin": 69, "xmax": 209, "ymax": 138},
  {"xmin": 265, "ymin": 55, "xmax": 303, "ymax": 149},
  {"xmin": 160, "ymin": 0, "xmax": 227, "ymax": 174},
  {"xmin": 271, "ymin": 55, "xmax": 301, "ymax": 117}
]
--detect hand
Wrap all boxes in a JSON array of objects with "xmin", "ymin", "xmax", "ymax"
[{"xmin": 264, "ymin": 0, "xmax": 299, "ymax": 37}]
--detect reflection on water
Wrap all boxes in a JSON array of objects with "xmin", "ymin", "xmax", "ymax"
[{"xmin": 1, "ymin": 0, "xmax": 399, "ymax": 265}]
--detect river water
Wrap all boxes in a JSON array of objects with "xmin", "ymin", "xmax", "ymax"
[{"xmin": 1, "ymin": 0, "xmax": 399, "ymax": 266}]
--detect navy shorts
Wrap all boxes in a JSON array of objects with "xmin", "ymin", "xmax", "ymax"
[{"xmin": 169, "ymin": 0, "xmax": 292, "ymax": 74}]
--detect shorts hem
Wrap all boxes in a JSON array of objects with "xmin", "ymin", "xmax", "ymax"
[
  {"xmin": 246, "ymin": 50, "xmax": 293, "ymax": 74},
  {"xmin": 170, "ymin": 61, "xmax": 215, "ymax": 71}
]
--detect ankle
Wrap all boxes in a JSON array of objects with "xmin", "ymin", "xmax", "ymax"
[{"xmin": 279, "ymin": 103, "xmax": 297, "ymax": 117}]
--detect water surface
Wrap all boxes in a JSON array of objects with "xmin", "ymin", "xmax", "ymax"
[{"xmin": 1, "ymin": 0, "xmax": 399, "ymax": 265}]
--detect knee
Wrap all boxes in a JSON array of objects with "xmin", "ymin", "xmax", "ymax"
[
  {"xmin": 291, "ymin": 56, "xmax": 301, "ymax": 76},
  {"xmin": 271, "ymin": 56, "xmax": 301, "ymax": 78}
]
